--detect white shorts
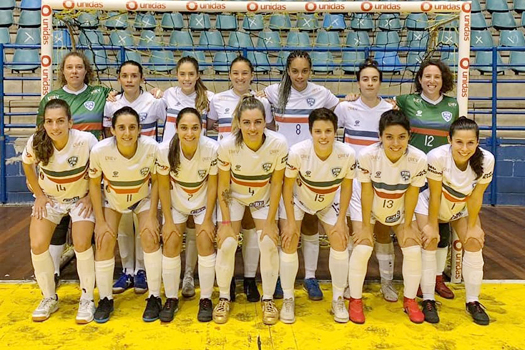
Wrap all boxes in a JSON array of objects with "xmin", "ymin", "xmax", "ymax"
[
  {"xmin": 348, "ymin": 178, "xmax": 362, "ymax": 221},
  {"xmin": 415, "ymin": 188, "xmax": 468, "ymax": 222},
  {"xmin": 104, "ymin": 196, "xmax": 151, "ymax": 215},
  {"xmin": 278, "ymin": 197, "xmax": 339, "ymax": 226},
  {"xmin": 169, "ymin": 205, "xmax": 216, "ymax": 225},
  {"xmin": 34, "ymin": 199, "xmax": 96, "ymax": 225},
  {"xmin": 217, "ymin": 198, "xmax": 269, "ymax": 222}
]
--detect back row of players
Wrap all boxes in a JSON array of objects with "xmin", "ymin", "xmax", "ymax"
[{"xmin": 25, "ymin": 51, "xmax": 493, "ymax": 327}]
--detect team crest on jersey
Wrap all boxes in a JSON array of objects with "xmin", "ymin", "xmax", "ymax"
[
  {"xmin": 262, "ymin": 162, "xmax": 272, "ymax": 172},
  {"xmin": 225, "ymin": 108, "xmax": 230, "ymax": 113},
  {"xmin": 198, "ymin": 170, "xmax": 207, "ymax": 179},
  {"xmin": 442, "ymin": 111, "xmax": 453, "ymax": 122},
  {"xmin": 306, "ymin": 98, "xmax": 315, "ymax": 107},
  {"xmin": 235, "ymin": 164, "xmax": 241, "ymax": 171},
  {"xmin": 67, "ymin": 156, "xmax": 78, "ymax": 167},
  {"xmin": 84, "ymin": 101, "xmax": 95, "ymax": 111},
  {"xmin": 331, "ymin": 167, "xmax": 342, "ymax": 177},
  {"xmin": 139, "ymin": 113, "xmax": 148, "ymax": 122},
  {"xmin": 354, "ymin": 120, "xmax": 360, "ymax": 127},
  {"xmin": 400, "ymin": 170, "xmax": 410, "ymax": 181},
  {"xmin": 140, "ymin": 167, "xmax": 150, "ymax": 176},
  {"xmin": 416, "ymin": 110, "xmax": 423, "ymax": 117},
  {"xmin": 305, "ymin": 170, "xmax": 311, "ymax": 177},
  {"xmin": 375, "ymin": 171, "xmax": 381, "ymax": 178},
  {"xmin": 113, "ymin": 171, "xmax": 119, "ymax": 177}
]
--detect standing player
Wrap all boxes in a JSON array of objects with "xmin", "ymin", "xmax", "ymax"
[
  {"xmin": 335, "ymin": 59, "xmax": 398, "ymax": 302},
  {"xmin": 350, "ymin": 110, "xmax": 427, "ymax": 324},
  {"xmin": 23, "ymin": 99, "xmax": 98, "ymax": 323},
  {"xmin": 213, "ymin": 95, "xmax": 288, "ymax": 325},
  {"xmin": 396, "ymin": 59, "xmax": 459, "ymax": 301},
  {"xmin": 415, "ymin": 117, "xmax": 494, "ymax": 325},
  {"xmin": 279, "ymin": 108, "xmax": 355, "ymax": 324},
  {"xmin": 104, "ymin": 60, "xmax": 167, "ymax": 295},
  {"xmin": 156, "ymin": 107, "xmax": 218, "ymax": 323},
  {"xmin": 89, "ymin": 107, "xmax": 160, "ymax": 323},
  {"xmin": 264, "ymin": 50, "xmax": 340, "ymax": 300},
  {"xmin": 207, "ymin": 56, "xmax": 274, "ymax": 302}
]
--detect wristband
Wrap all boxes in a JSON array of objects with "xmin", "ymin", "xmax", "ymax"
[{"xmin": 221, "ymin": 220, "xmax": 231, "ymax": 225}]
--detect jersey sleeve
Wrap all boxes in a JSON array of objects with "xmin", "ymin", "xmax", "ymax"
[
  {"xmin": 345, "ymin": 148, "xmax": 357, "ymax": 180},
  {"xmin": 22, "ymin": 135, "xmax": 36, "ymax": 165},
  {"xmin": 264, "ymin": 84, "xmax": 279, "ymax": 106},
  {"xmin": 334, "ymin": 103, "xmax": 345, "ymax": 128},
  {"xmin": 285, "ymin": 146, "xmax": 300, "ymax": 178},
  {"xmin": 103, "ymin": 102, "xmax": 113, "ymax": 129},
  {"xmin": 155, "ymin": 145, "xmax": 171, "ymax": 176},
  {"xmin": 394, "ymin": 94, "xmax": 408, "ymax": 112},
  {"xmin": 88, "ymin": 133, "xmax": 98, "ymax": 150},
  {"xmin": 88, "ymin": 147, "xmax": 103, "ymax": 179},
  {"xmin": 478, "ymin": 150, "xmax": 495, "ymax": 185},
  {"xmin": 275, "ymin": 140, "xmax": 289, "ymax": 171},
  {"xmin": 153, "ymin": 98, "xmax": 168, "ymax": 123},
  {"xmin": 207, "ymin": 97, "xmax": 218, "ymax": 121},
  {"xmin": 426, "ymin": 149, "xmax": 444, "ymax": 182},
  {"xmin": 322, "ymin": 87, "xmax": 340, "ymax": 109},
  {"xmin": 261, "ymin": 97, "xmax": 274, "ymax": 124},
  {"xmin": 411, "ymin": 155, "xmax": 428, "ymax": 188},
  {"xmin": 357, "ymin": 151, "xmax": 372, "ymax": 183},
  {"xmin": 209, "ymin": 142, "xmax": 219, "ymax": 176},
  {"xmin": 217, "ymin": 142, "xmax": 231, "ymax": 171}
]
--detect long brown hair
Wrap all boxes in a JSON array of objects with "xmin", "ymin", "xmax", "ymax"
[
  {"xmin": 57, "ymin": 51, "xmax": 95, "ymax": 88},
  {"xmin": 232, "ymin": 94, "xmax": 266, "ymax": 147},
  {"xmin": 176, "ymin": 56, "xmax": 209, "ymax": 113},
  {"xmin": 168, "ymin": 107, "xmax": 202, "ymax": 176},
  {"xmin": 449, "ymin": 117, "xmax": 484, "ymax": 179}
]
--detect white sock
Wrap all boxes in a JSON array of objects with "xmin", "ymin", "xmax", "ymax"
[
  {"xmin": 117, "ymin": 212, "xmax": 135, "ymax": 275},
  {"xmin": 280, "ymin": 251, "xmax": 298, "ymax": 300},
  {"xmin": 75, "ymin": 247, "xmax": 95, "ymax": 301},
  {"xmin": 215, "ymin": 237, "xmax": 237, "ymax": 300},
  {"xmin": 302, "ymin": 233, "xmax": 319, "ymax": 280},
  {"xmin": 436, "ymin": 247, "xmax": 448, "ymax": 276},
  {"xmin": 329, "ymin": 248, "xmax": 349, "ymax": 301},
  {"xmin": 198, "ymin": 254, "xmax": 216, "ymax": 299},
  {"xmin": 143, "ymin": 248, "xmax": 162, "ymax": 297},
  {"xmin": 162, "ymin": 255, "xmax": 181, "ymax": 299},
  {"xmin": 421, "ymin": 249, "xmax": 437, "ymax": 300},
  {"xmin": 184, "ymin": 228, "xmax": 198, "ymax": 277},
  {"xmin": 375, "ymin": 241, "xmax": 395, "ymax": 281},
  {"xmin": 48, "ymin": 244, "xmax": 65, "ymax": 276},
  {"xmin": 135, "ymin": 229, "xmax": 145, "ymax": 273},
  {"xmin": 463, "ymin": 250, "xmax": 484, "ymax": 303},
  {"xmin": 31, "ymin": 250, "xmax": 55, "ymax": 299},
  {"xmin": 348, "ymin": 245, "xmax": 373, "ymax": 299},
  {"xmin": 95, "ymin": 258, "xmax": 115, "ymax": 300},
  {"xmin": 401, "ymin": 246, "xmax": 422, "ymax": 299},
  {"xmin": 257, "ymin": 230, "xmax": 279, "ymax": 300},
  {"xmin": 242, "ymin": 228, "xmax": 259, "ymax": 278},
  {"xmin": 347, "ymin": 238, "xmax": 354, "ymax": 258}
]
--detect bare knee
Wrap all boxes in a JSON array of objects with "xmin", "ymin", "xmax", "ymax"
[{"xmin": 463, "ymin": 239, "xmax": 483, "ymax": 252}]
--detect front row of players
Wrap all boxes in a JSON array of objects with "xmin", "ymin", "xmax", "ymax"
[{"xmin": 25, "ymin": 96, "xmax": 494, "ymax": 326}]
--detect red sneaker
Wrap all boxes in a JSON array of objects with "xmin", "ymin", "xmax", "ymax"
[
  {"xmin": 403, "ymin": 297, "xmax": 424, "ymax": 324},
  {"xmin": 435, "ymin": 275, "xmax": 454, "ymax": 299},
  {"xmin": 348, "ymin": 298, "xmax": 365, "ymax": 324}
]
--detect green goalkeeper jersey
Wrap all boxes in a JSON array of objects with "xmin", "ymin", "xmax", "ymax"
[
  {"xmin": 37, "ymin": 85, "xmax": 112, "ymax": 140},
  {"xmin": 396, "ymin": 93, "xmax": 459, "ymax": 154}
]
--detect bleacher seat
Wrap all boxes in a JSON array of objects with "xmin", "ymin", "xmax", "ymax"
[
  {"xmin": 169, "ymin": 31, "xmax": 194, "ymax": 48},
  {"xmin": 435, "ymin": 14, "xmax": 459, "ymax": 29},
  {"xmin": 109, "ymin": 30, "xmax": 141, "ymax": 64},
  {"xmin": 53, "ymin": 30, "xmax": 71, "ymax": 67},
  {"xmin": 161, "ymin": 13, "xmax": 184, "ymax": 31},
  {"xmin": 213, "ymin": 52, "xmax": 237, "ymax": 73},
  {"xmin": 228, "ymin": 31, "xmax": 253, "ymax": 48},
  {"xmin": 78, "ymin": 29, "xmax": 109, "ymax": 71},
  {"xmin": 297, "ymin": 14, "xmax": 319, "ymax": 31},
  {"xmin": 406, "ymin": 30, "xmax": 429, "ymax": 73},
  {"xmin": 11, "ymin": 27, "xmax": 40, "ymax": 72},
  {"xmin": 345, "ymin": 31, "xmax": 370, "ymax": 47},
  {"xmin": 79, "ymin": 29, "xmax": 105, "ymax": 47},
  {"xmin": 311, "ymin": 52, "xmax": 335, "ymax": 74},
  {"xmin": 343, "ymin": 31, "xmax": 369, "ymax": 73},
  {"xmin": 515, "ymin": 0, "xmax": 525, "ymax": 13},
  {"xmin": 463, "ymin": 0, "xmax": 482, "ymax": 13},
  {"xmin": 350, "ymin": 13, "xmax": 374, "ymax": 31},
  {"xmin": 134, "ymin": 13, "xmax": 157, "ymax": 30},
  {"xmin": 0, "ymin": 27, "xmax": 10, "ymax": 44},
  {"xmin": 256, "ymin": 31, "xmax": 281, "ymax": 49},
  {"xmin": 375, "ymin": 51, "xmax": 402, "ymax": 73},
  {"xmin": 406, "ymin": 51, "xmax": 425, "ymax": 73},
  {"xmin": 492, "ymin": 11, "xmax": 517, "ymax": 30},
  {"xmin": 286, "ymin": 31, "xmax": 310, "ymax": 48},
  {"xmin": 0, "ymin": 0, "xmax": 15, "ymax": 10},
  {"xmin": 269, "ymin": 14, "xmax": 292, "ymax": 31},
  {"xmin": 19, "ymin": 9, "xmax": 41, "ymax": 27},
  {"xmin": 441, "ymin": 51, "xmax": 458, "ymax": 72},
  {"xmin": 199, "ymin": 31, "xmax": 225, "ymax": 48},
  {"xmin": 247, "ymin": 52, "xmax": 271, "ymax": 73},
  {"xmin": 315, "ymin": 30, "xmax": 340, "ymax": 47},
  {"xmin": 378, "ymin": 14, "xmax": 402, "ymax": 31},
  {"xmin": 471, "ymin": 12, "xmax": 489, "ymax": 30},
  {"xmin": 78, "ymin": 12, "xmax": 98, "ymax": 29},
  {"xmin": 437, "ymin": 30, "xmax": 459, "ymax": 47},
  {"xmin": 104, "ymin": 12, "xmax": 128, "ymax": 30},
  {"xmin": 322, "ymin": 14, "xmax": 346, "ymax": 31},
  {"xmin": 0, "ymin": 10, "xmax": 13, "ymax": 27},
  {"xmin": 486, "ymin": 0, "xmax": 509, "ymax": 12},
  {"xmin": 149, "ymin": 51, "xmax": 176, "ymax": 73},
  {"xmin": 522, "ymin": 12, "xmax": 525, "ymax": 27},
  {"xmin": 182, "ymin": 51, "xmax": 207, "ymax": 71},
  {"xmin": 242, "ymin": 14, "xmax": 264, "ymax": 31},
  {"xmin": 500, "ymin": 29, "xmax": 525, "ymax": 46},
  {"xmin": 471, "ymin": 29, "xmax": 504, "ymax": 74},
  {"xmin": 375, "ymin": 31, "xmax": 401, "ymax": 47},
  {"xmin": 189, "ymin": 13, "xmax": 211, "ymax": 31},
  {"xmin": 405, "ymin": 13, "xmax": 428, "ymax": 30},
  {"xmin": 139, "ymin": 30, "xmax": 161, "ymax": 47},
  {"xmin": 276, "ymin": 51, "xmax": 290, "ymax": 73},
  {"xmin": 216, "ymin": 14, "xmax": 237, "ymax": 31},
  {"xmin": 509, "ymin": 50, "xmax": 525, "ymax": 73},
  {"xmin": 20, "ymin": 0, "xmax": 41, "ymax": 10}
]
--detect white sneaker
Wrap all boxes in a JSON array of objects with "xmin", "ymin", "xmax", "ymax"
[
  {"xmin": 32, "ymin": 296, "xmax": 59, "ymax": 322},
  {"xmin": 181, "ymin": 273, "xmax": 196, "ymax": 299},
  {"xmin": 280, "ymin": 298, "xmax": 295, "ymax": 324},
  {"xmin": 380, "ymin": 279, "xmax": 398, "ymax": 302},
  {"xmin": 76, "ymin": 299, "xmax": 96, "ymax": 324},
  {"xmin": 331, "ymin": 296, "xmax": 349, "ymax": 323}
]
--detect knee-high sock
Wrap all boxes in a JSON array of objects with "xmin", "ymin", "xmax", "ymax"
[
  {"xmin": 345, "ymin": 239, "xmax": 355, "ymax": 289},
  {"xmin": 421, "ymin": 249, "xmax": 437, "ymax": 300},
  {"xmin": 31, "ymin": 250, "xmax": 55, "ymax": 299},
  {"xmin": 436, "ymin": 247, "xmax": 448, "ymax": 276},
  {"xmin": 258, "ymin": 231, "xmax": 279, "ymax": 300},
  {"xmin": 48, "ymin": 244, "xmax": 65, "ymax": 276},
  {"xmin": 75, "ymin": 248, "xmax": 95, "ymax": 301},
  {"xmin": 280, "ymin": 251, "xmax": 298, "ymax": 300},
  {"xmin": 198, "ymin": 253, "xmax": 216, "ymax": 299},
  {"xmin": 329, "ymin": 248, "xmax": 349, "ymax": 301},
  {"xmin": 302, "ymin": 233, "xmax": 319, "ymax": 279},
  {"xmin": 95, "ymin": 258, "xmax": 115, "ymax": 300},
  {"xmin": 117, "ymin": 212, "xmax": 135, "ymax": 275},
  {"xmin": 162, "ymin": 255, "xmax": 181, "ymax": 299},
  {"xmin": 215, "ymin": 237, "xmax": 237, "ymax": 300},
  {"xmin": 463, "ymin": 250, "xmax": 484, "ymax": 303},
  {"xmin": 184, "ymin": 228, "xmax": 198, "ymax": 277},
  {"xmin": 242, "ymin": 228, "xmax": 259, "ymax": 278},
  {"xmin": 143, "ymin": 248, "xmax": 162, "ymax": 297},
  {"xmin": 401, "ymin": 246, "xmax": 422, "ymax": 299},
  {"xmin": 375, "ymin": 241, "xmax": 395, "ymax": 282},
  {"xmin": 135, "ymin": 228, "xmax": 145, "ymax": 272},
  {"xmin": 348, "ymin": 245, "xmax": 373, "ymax": 299}
]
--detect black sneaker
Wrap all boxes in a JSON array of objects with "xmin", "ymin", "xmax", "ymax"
[
  {"xmin": 273, "ymin": 277, "xmax": 283, "ymax": 300},
  {"xmin": 94, "ymin": 297, "xmax": 114, "ymax": 324},
  {"xmin": 142, "ymin": 296, "xmax": 163, "ymax": 322},
  {"xmin": 159, "ymin": 298, "xmax": 179, "ymax": 322},
  {"xmin": 197, "ymin": 298, "xmax": 213, "ymax": 322},
  {"xmin": 230, "ymin": 277, "xmax": 236, "ymax": 302},
  {"xmin": 422, "ymin": 299, "xmax": 440, "ymax": 324},
  {"xmin": 466, "ymin": 301, "xmax": 490, "ymax": 325},
  {"xmin": 243, "ymin": 277, "xmax": 260, "ymax": 302}
]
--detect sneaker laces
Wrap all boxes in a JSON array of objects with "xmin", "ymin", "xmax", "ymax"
[
  {"xmin": 334, "ymin": 297, "xmax": 345, "ymax": 313},
  {"xmin": 469, "ymin": 301, "xmax": 486, "ymax": 313},
  {"xmin": 423, "ymin": 300, "xmax": 436, "ymax": 311},
  {"xmin": 200, "ymin": 299, "xmax": 212, "ymax": 309},
  {"xmin": 283, "ymin": 298, "xmax": 294, "ymax": 313},
  {"xmin": 79, "ymin": 299, "xmax": 92, "ymax": 311},
  {"xmin": 216, "ymin": 299, "xmax": 229, "ymax": 313},
  {"xmin": 38, "ymin": 297, "xmax": 56, "ymax": 309},
  {"xmin": 263, "ymin": 300, "xmax": 277, "ymax": 313}
]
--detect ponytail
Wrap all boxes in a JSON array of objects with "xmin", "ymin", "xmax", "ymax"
[
  {"xmin": 33, "ymin": 125, "xmax": 54, "ymax": 166},
  {"xmin": 469, "ymin": 147, "xmax": 484, "ymax": 180},
  {"xmin": 278, "ymin": 50, "xmax": 311, "ymax": 113},
  {"xmin": 194, "ymin": 78, "xmax": 209, "ymax": 113},
  {"xmin": 449, "ymin": 116, "xmax": 484, "ymax": 179}
]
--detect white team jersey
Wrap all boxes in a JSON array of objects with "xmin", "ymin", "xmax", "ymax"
[
  {"xmin": 156, "ymin": 136, "xmax": 218, "ymax": 213},
  {"xmin": 217, "ymin": 130, "xmax": 288, "ymax": 207},
  {"xmin": 335, "ymin": 97, "xmax": 392, "ymax": 155},
  {"xmin": 23, "ymin": 129, "xmax": 98, "ymax": 203},
  {"xmin": 286, "ymin": 139, "xmax": 356, "ymax": 212},
  {"xmin": 264, "ymin": 82, "xmax": 339, "ymax": 146},
  {"xmin": 104, "ymin": 91, "xmax": 167, "ymax": 138},
  {"xmin": 207, "ymin": 89, "xmax": 273, "ymax": 141},
  {"xmin": 358, "ymin": 143, "xmax": 427, "ymax": 225},
  {"xmin": 89, "ymin": 136, "xmax": 159, "ymax": 212},
  {"xmin": 162, "ymin": 86, "xmax": 215, "ymax": 143},
  {"xmin": 426, "ymin": 144, "xmax": 494, "ymax": 221}
]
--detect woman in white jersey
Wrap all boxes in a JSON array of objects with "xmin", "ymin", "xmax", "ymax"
[
  {"xmin": 23, "ymin": 99, "xmax": 98, "ymax": 324},
  {"xmin": 156, "ymin": 107, "xmax": 218, "ymax": 323},
  {"xmin": 351, "ymin": 110, "xmax": 427, "ymax": 324},
  {"xmin": 207, "ymin": 56, "xmax": 275, "ymax": 303},
  {"xmin": 213, "ymin": 95, "xmax": 288, "ymax": 325},
  {"xmin": 415, "ymin": 117, "xmax": 494, "ymax": 325},
  {"xmin": 264, "ymin": 50, "xmax": 340, "ymax": 300},
  {"xmin": 279, "ymin": 108, "xmax": 355, "ymax": 324},
  {"xmin": 104, "ymin": 60, "xmax": 167, "ymax": 296},
  {"xmin": 89, "ymin": 107, "xmax": 160, "ymax": 323},
  {"xmin": 335, "ymin": 59, "xmax": 398, "ymax": 303}
]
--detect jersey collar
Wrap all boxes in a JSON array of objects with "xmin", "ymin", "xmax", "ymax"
[
  {"xmin": 420, "ymin": 92, "xmax": 443, "ymax": 105},
  {"xmin": 63, "ymin": 84, "xmax": 88, "ymax": 95}
]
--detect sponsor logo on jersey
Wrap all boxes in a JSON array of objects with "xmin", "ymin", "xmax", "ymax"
[
  {"xmin": 414, "ymin": 98, "xmax": 422, "ymax": 103},
  {"xmin": 249, "ymin": 200, "xmax": 265, "ymax": 208},
  {"xmin": 358, "ymin": 166, "xmax": 370, "ymax": 174},
  {"xmin": 400, "ymin": 170, "xmax": 410, "ymax": 181},
  {"xmin": 416, "ymin": 110, "xmax": 423, "ymax": 117},
  {"xmin": 354, "ymin": 120, "xmax": 360, "ymax": 127},
  {"xmin": 225, "ymin": 108, "xmax": 230, "ymax": 113},
  {"xmin": 198, "ymin": 170, "xmax": 207, "ymax": 178},
  {"xmin": 450, "ymin": 211, "xmax": 464, "ymax": 221},
  {"xmin": 210, "ymin": 159, "xmax": 217, "ymax": 166},
  {"xmin": 416, "ymin": 169, "xmax": 427, "ymax": 177},
  {"xmin": 428, "ymin": 164, "xmax": 441, "ymax": 175},
  {"xmin": 448, "ymin": 102, "xmax": 457, "ymax": 107},
  {"xmin": 331, "ymin": 167, "xmax": 342, "ymax": 177},
  {"xmin": 442, "ymin": 111, "xmax": 453, "ymax": 122},
  {"xmin": 84, "ymin": 101, "xmax": 95, "ymax": 111},
  {"xmin": 482, "ymin": 171, "xmax": 493, "ymax": 179},
  {"xmin": 306, "ymin": 98, "xmax": 315, "ymax": 107},
  {"xmin": 105, "ymin": 156, "xmax": 116, "ymax": 161},
  {"xmin": 113, "ymin": 171, "xmax": 119, "ymax": 177},
  {"xmin": 190, "ymin": 206, "xmax": 206, "ymax": 215},
  {"xmin": 375, "ymin": 171, "xmax": 381, "ymax": 178},
  {"xmin": 139, "ymin": 112, "xmax": 148, "ymax": 122},
  {"xmin": 235, "ymin": 164, "xmax": 241, "ymax": 171},
  {"xmin": 262, "ymin": 162, "xmax": 272, "ymax": 172},
  {"xmin": 281, "ymin": 155, "xmax": 288, "ymax": 164},
  {"xmin": 67, "ymin": 156, "xmax": 78, "ymax": 167},
  {"xmin": 385, "ymin": 210, "xmax": 401, "ymax": 224},
  {"xmin": 305, "ymin": 170, "xmax": 312, "ymax": 177},
  {"xmin": 140, "ymin": 167, "xmax": 150, "ymax": 176},
  {"xmin": 89, "ymin": 168, "xmax": 98, "ymax": 175}
]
